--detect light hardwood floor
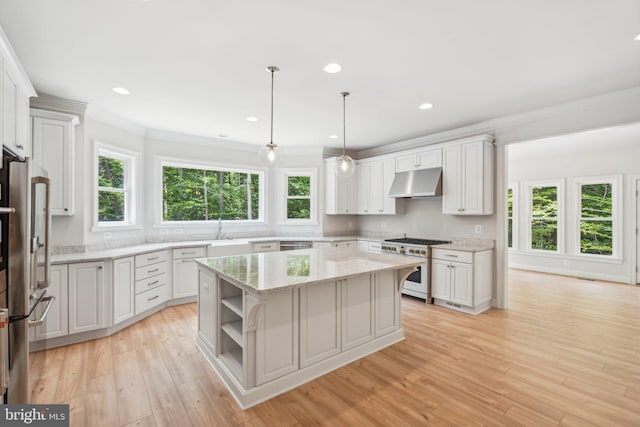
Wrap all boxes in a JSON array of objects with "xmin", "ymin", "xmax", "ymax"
[{"xmin": 29, "ymin": 269, "xmax": 640, "ymax": 426}]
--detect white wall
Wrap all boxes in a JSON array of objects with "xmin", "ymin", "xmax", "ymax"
[{"xmin": 508, "ymin": 124, "xmax": 640, "ymax": 283}]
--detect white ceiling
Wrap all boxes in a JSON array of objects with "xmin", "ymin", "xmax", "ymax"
[{"xmin": 1, "ymin": 0, "xmax": 639, "ymax": 151}]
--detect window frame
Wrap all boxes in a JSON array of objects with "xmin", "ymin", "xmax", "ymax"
[
  {"xmin": 572, "ymin": 175, "xmax": 622, "ymax": 259},
  {"xmin": 525, "ymin": 179, "xmax": 564, "ymax": 254},
  {"xmin": 157, "ymin": 158, "xmax": 265, "ymax": 226},
  {"xmin": 507, "ymin": 183, "xmax": 518, "ymax": 250},
  {"xmin": 279, "ymin": 168, "xmax": 317, "ymax": 224},
  {"xmin": 93, "ymin": 142, "xmax": 139, "ymax": 230}
]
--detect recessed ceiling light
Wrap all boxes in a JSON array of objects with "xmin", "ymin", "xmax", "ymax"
[
  {"xmin": 246, "ymin": 116, "xmax": 258, "ymax": 122},
  {"xmin": 218, "ymin": 134, "xmax": 229, "ymax": 138},
  {"xmin": 329, "ymin": 134, "xmax": 339, "ymax": 139},
  {"xmin": 635, "ymin": 33, "xmax": 640, "ymax": 41},
  {"xmin": 112, "ymin": 87, "xmax": 131, "ymax": 95},
  {"xmin": 418, "ymin": 102, "xmax": 434, "ymax": 110},
  {"xmin": 323, "ymin": 63, "xmax": 342, "ymax": 74}
]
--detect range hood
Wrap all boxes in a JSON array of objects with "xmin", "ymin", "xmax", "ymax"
[{"xmin": 388, "ymin": 167, "xmax": 442, "ymax": 198}]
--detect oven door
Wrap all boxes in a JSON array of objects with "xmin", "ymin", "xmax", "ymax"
[{"xmin": 401, "ymin": 261, "xmax": 431, "ymax": 302}]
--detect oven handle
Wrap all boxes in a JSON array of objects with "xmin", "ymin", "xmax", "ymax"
[{"xmin": 28, "ymin": 296, "xmax": 55, "ymax": 328}]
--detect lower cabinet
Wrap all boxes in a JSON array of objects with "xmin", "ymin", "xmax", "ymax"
[
  {"xmin": 113, "ymin": 257, "xmax": 135, "ymax": 325},
  {"xmin": 431, "ymin": 248, "xmax": 493, "ymax": 314},
  {"xmin": 341, "ymin": 275, "xmax": 374, "ymax": 351},
  {"xmin": 32, "ymin": 264, "xmax": 68, "ymax": 341},
  {"xmin": 68, "ymin": 261, "xmax": 106, "ymax": 334},
  {"xmin": 374, "ymin": 270, "xmax": 400, "ymax": 337},
  {"xmin": 198, "ymin": 268, "xmax": 216, "ymax": 353},
  {"xmin": 172, "ymin": 246, "xmax": 207, "ymax": 298},
  {"xmin": 333, "ymin": 240, "xmax": 356, "ymax": 249},
  {"xmin": 299, "ymin": 281, "xmax": 341, "ymax": 368}
]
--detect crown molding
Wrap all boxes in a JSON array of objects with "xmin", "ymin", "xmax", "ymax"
[{"xmin": 30, "ymin": 93, "xmax": 87, "ymax": 117}]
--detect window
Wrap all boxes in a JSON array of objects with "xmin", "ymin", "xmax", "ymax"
[
  {"xmin": 161, "ymin": 162, "xmax": 262, "ymax": 222},
  {"xmin": 574, "ymin": 176, "xmax": 621, "ymax": 257},
  {"xmin": 527, "ymin": 181, "xmax": 563, "ymax": 252},
  {"xmin": 280, "ymin": 169, "xmax": 317, "ymax": 223},
  {"xmin": 95, "ymin": 144, "xmax": 137, "ymax": 228},
  {"xmin": 507, "ymin": 185, "xmax": 517, "ymax": 249}
]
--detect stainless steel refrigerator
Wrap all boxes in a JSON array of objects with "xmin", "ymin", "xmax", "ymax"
[{"xmin": 0, "ymin": 147, "xmax": 52, "ymax": 403}]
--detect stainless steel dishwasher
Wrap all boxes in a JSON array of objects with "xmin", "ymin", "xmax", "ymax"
[{"xmin": 279, "ymin": 241, "xmax": 314, "ymax": 251}]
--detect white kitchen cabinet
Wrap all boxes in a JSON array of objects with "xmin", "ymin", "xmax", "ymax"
[
  {"xmin": 113, "ymin": 257, "xmax": 135, "ymax": 325},
  {"xmin": 374, "ymin": 270, "xmax": 400, "ymax": 337},
  {"xmin": 207, "ymin": 243, "xmax": 252, "ymax": 257},
  {"xmin": 333, "ymin": 240, "xmax": 356, "ymax": 248},
  {"xmin": 0, "ymin": 37, "xmax": 35, "ymax": 157},
  {"xmin": 325, "ymin": 157, "xmax": 358, "ymax": 215},
  {"xmin": 395, "ymin": 147, "xmax": 442, "ymax": 172},
  {"xmin": 135, "ymin": 250, "xmax": 170, "ymax": 315},
  {"xmin": 313, "ymin": 241, "xmax": 332, "ymax": 249},
  {"xmin": 341, "ymin": 275, "xmax": 374, "ymax": 351},
  {"xmin": 299, "ymin": 281, "xmax": 341, "ymax": 368},
  {"xmin": 431, "ymin": 248, "xmax": 493, "ymax": 314},
  {"xmin": 33, "ymin": 264, "xmax": 68, "ymax": 341},
  {"xmin": 252, "ymin": 241, "xmax": 280, "ymax": 253},
  {"xmin": 442, "ymin": 135, "xmax": 494, "ymax": 215},
  {"xmin": 31, "ymin": 109, "xmax": 79, "ymax": 215},
  {"xmin": 68, "ymin": 261, "xmax": 106, "ymax": 334},
  {"xmin": 172, "ymin": 246, "xmax": 207, "ymax": 298},
  {"xmin": 198, "ymin": 268, "xmax": 216, "ymax": 354},
  {"xmin": 357, "ymin": 157, "xmax": 397, "ymax": 215}
]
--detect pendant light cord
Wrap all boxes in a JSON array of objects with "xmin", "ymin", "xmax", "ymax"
[
  {"xmin": 270, "ymin": 68, "xmax": 274, "ymax": 145},
  {"xmin": 341, "ymin": 92, "xmax": 349, "ymax": 156}
]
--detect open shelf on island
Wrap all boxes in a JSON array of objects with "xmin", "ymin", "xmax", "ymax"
[
  {"xmin": 221, "ymin": 320, "xmax": 243, "ymax": 346},
  {"xmin": 221, "ymin": 296, "xmax": 243, "ymax": 317},
  {"xmin": 220, "ymin": 349, "xmax": 243, "ymax": 381}
]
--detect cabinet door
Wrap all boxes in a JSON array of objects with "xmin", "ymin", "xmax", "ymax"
[
  {"xmin": 375, "ymin": 270, "xmax": 400, "ymax": 337},
  {"xmin": 381, "ymin": 157, "xmax": 396, "ymax": 214},
  {"xmin": 33, "ymin": 117, "xmax": 74, "ymax": 215},
  {"xmin": 113, "ymin": 257, "xmax": 135, "ymax": 325},
  {"xmin": 68, "ymin": 261, "xmax": 105, "ymax": 334},
  {"xmin": 357, "ymin": 162, "xmax": 370, "ymax": 214},
  {"xmin": 442, "ymin": 145, "xmax": 461, "ymax": 214},
  {"xmin": 2, "ymin": 62, "xmax": 18, "ymax": 153},
  {"xmin": 416, "ymin": 149, "xmax": 442, "ymax": 170},
  {"xmin": 255, "ymin": 288, "xmax": 299, "ymax": 386},
  {"xmin": 34, "ymin": 265, "xmax": 69, "ymax": 341},
  {"xmin": 299, "ymin": 281, "xmax": 340, "ymax": 368},
  {"xmin": 451, "ymin": 262, "xmax": 473, "ymax": 306},
  {"xmin": 173, "ymin": 258, "xmax": 199, "ymax": 298},
  {"xmin": 368, "ymin": 161, "xmax": 383, "ymax": 213},
  {"xmin": 395, "ymin": 154, "xmax": 417, "ymax": 172},
  {"xmin": 461, "ymin": 142, "xmax": 483, "ymax": 214},
  {"xmin": 431, "ymin": 259, "xmax": 451, "ymax": 300},
  {"xmin": 341, "ymin": 275, "xmax": 374, "ymax": 351},
  {"xmin": 346, "ymin": 170, "xmax": 358, "ymax": 214},
  {"xmin": 198, "ymin": 268, "xmax": 216, "ymax": 353}
]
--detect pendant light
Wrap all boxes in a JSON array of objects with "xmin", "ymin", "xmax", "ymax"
[
  {"xmin": 336, "ymin": 91, "xmax": 356, "ymax": 177},
  {"xmin": 258, "ymin": 66, "xmax": 284, "ymax": 168}
]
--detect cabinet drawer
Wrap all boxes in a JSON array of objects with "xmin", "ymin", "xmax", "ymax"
[
  {"xmin": 252, "ymin": 241, "xmax": 279, "ymax": 252},
  {"xmin": 135, "ymin": 284, "xmax": 169, "ymax": 315},
  {"xmin": 135, "ymin": 250, "xmax": 169, "ymax": 267},
  {"xmin": 172, "ymin": 246, "xmax": 206, "ymax": 260},
  {"xmin": 135, "ymin": 260, "xmax": 169, "ymax": 281},
  {"xmin": 431, "ymin": 248, "xmax": 472, "ymax": 264},
  {"xmin": 135, "ymin": 272, "xmax": 168, "ymax": 295}
]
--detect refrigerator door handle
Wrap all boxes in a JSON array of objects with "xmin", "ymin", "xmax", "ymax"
[
  {"xmin": 32, "ymin": 175, "xmax": 51, "ymax": 289},
  {"xmin": 0, "ymin": 309, "xmax": 8, "ymax": 394},
  {"xmin": 0, "ymin": 207, "xmax": 15, "ymax": 214},
  {"xmin": 28, "ymin": 295, "xmax": 55, "ymax": 328}
]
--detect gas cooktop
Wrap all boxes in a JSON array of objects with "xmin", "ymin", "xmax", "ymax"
[{"xmin": 384, "ymin": 238, "xmax": 450, "ymax": 246}]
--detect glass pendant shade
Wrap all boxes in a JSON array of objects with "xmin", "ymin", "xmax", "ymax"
[
  {"xmin": 335, "ymin": 91, "xmax": 356, "ymax": 177},
  {"xmin": 336, "ymin": 154, "xmax": 356, "ymax": 177},
  {"xmin": 259, "ymin": 142, "xmax": 284, "ymax": 168}
]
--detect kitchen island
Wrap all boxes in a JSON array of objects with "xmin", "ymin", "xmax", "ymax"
[{"xmin": 196, "ymin": 247, "xmax": 423, "ymax": 409}]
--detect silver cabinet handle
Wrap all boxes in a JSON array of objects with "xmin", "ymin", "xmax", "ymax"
[
  {"xmin": 147, "ymin": 256, "xmax": 160, "ymax": 261},
  {"xmin": 28, "ymin": 296, "xmax": 55, "ymax": 328},
  {"xmin": 181, "ymin": 251, "xmax": 196, "ymax": 255},
  {"xmin": 16, "ymin": 144, "xmax": 24, "ymax": 150},
  {"xmin": 148, "ymin": 268, "xmax": 159, "ymax": 273},
  {"xmin": 147, "ymin": 280, "xmax": 160, "ymax": 286},
  {"xmin": 147, "ymin": 295, "xmax": 159, "ymax": 302},
  {"xmin": 445, "ymin": 254, "xmax": 458, "ymax": 258}
]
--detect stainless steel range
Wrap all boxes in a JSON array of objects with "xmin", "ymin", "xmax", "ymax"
[{"xmin": 381, "ymin": 238, "xmax": 450, "ymax": 302}]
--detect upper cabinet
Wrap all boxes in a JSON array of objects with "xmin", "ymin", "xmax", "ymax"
[
  {"xmin": 357, "ymin": 157, "xmax": 397, "ymax": 215},
  {"xmin": 395, "ymin": 147, "xmax": 442, "ymax": 172},
  {"xmin": 325, "ymin": 157, "xmax": 358, "ymax": 215},
  {"xmin": 0, "ymin": 29, "xmax": 36, "ymax": 158},
  {"xmin": 442, "ymin": 135, "xmax": 494, "ymax": 215},
  {"xmin": 31, "ymin": 109, "xmax": 79, "ymax": 215}
]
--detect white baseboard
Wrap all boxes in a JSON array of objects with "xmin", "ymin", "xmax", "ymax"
[{"xmin": 508, "ymin": 263, "xmax": 629, "ymax": 284}]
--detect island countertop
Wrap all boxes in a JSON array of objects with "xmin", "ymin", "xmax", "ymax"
[{"xmin": 196, "ymin": 247, "xmax": 423, "ymax": 293}]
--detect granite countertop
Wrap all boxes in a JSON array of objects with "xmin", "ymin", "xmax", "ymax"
[
  {"xmin": 50, "ymin": 236, "xmax": 373, "ymax": 264},
  {"xmin": 196, "ymin": 247, "xmax": 423, "ymax": 294},
  {"xmin": 435, "ymin": 242, "xmax": 495, "ymax": 252}
]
